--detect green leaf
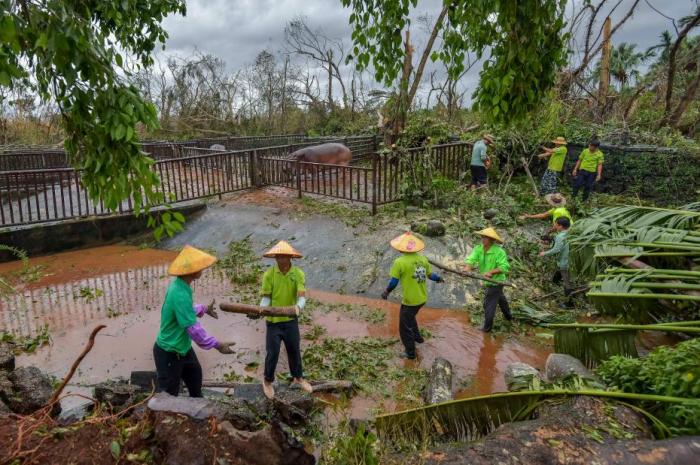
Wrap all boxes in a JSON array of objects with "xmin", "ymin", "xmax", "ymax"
[
  {"xmin": 172, "ymin": 212, "xmax": 185, "ymax": 223},
  {"xmin": 110, "ymin": 440, "xmax": 121, "ymax": 460}
]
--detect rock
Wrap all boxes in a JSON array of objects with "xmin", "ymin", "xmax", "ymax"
[
  {"xmin": 0, "ymin": 371, "xmax": 13, "ymax": 401},
  {"xmin": 424, "ymin": 220, "xmax": 446, "ymax": 237},
  {"xmin": 209, "ymin": 144, "xmax": 226, "ymax": 151},
  {"xmin": 545, "ymin": 353, "xmax": 599, "ymax": 383},
  {"xmin": 405, "ymin": 206, "xmax": 420, "ymax": 214},
  {"xmin": 0, "ymin": 342, "xmax": 15, "ymax": 372},
  {"xmin": 424, "ymin": 357, "xmax": 453, "ymax": 404},
  {"xmin": 8, "ymin": 366, "xmax": 58, "ymax": 415},
  {"xmin": 504, "ymin": 362, "xmax": 542, "ymax": 391},
  {"xmin": 94, "ymin": 380, "xmax": 140, "ymax": 408},
  {"xmin": 483, "ymin": 208, "xmax": 498, "ymax": 220},
  {"xmin": 148, "ymin": 392, "xmax": 227, "ymax": 420},
  {"xmin": 0, "ymin": 399, "xmax": 10, "ymax": 415},
  {"xmin": 129, "ymin": 370, "xmax": 157, "ymax": 390},
  {"xmin": 58, "ymin": 401, "xmax": 94, "ymax": 424}
]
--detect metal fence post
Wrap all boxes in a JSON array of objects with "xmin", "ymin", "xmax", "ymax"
[
  {"xmin": 250, "ymin": 149, "xmax": 259, "ymax": 187},
  {"xmin": 371, "ymin": 153, "xmax": 378, "ymax": 215},
  {"xmin": 296, "ymin": 160, "xmax": 302, "ymax": 199}
]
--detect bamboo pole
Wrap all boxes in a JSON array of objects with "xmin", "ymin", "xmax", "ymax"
[
  {"xmin": 587, "ymin": 292, "xmax": 700, "ymax": 301},
  {"xmin": 545, "ymin": 323, "xmax": 700, "ymax": 333},
  {"xmin": 589, "ymin": 281, "xmax": 700, "ymax": 290},
  {"xmin": 427, "ymin": 258, "xmax": 515, "ymax": 288},
  {"xmin": 219, "ymin": 302, "xmax": 297, "ymax": 317}
]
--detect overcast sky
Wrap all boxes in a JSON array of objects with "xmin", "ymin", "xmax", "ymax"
[{"xmin": 158, "ymin": 0, "xmax": 698, "ymax": 104}]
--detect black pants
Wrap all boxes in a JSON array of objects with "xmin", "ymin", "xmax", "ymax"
[
  {"xmin": 265, "ymin": 320, "xmax": 303, "ymax": 382},
  {"xmin": 483, "ymin": 285, "xmax": 512, "ymax": 332},
  {"xmin": 399, "ymin": 303, "xmax": 424, "ymax": 357},
  {"xmin": 153, "ymin": 343, "xmax": 203, "ymax": 397},
  {"xmin": 470, "ymin": 165, "xmax": 488, "ymax": 186},
  {"xmin": 553, "ymin": 269, "xmax": 574, "ymax": 306},
  {"xmin": 572, "ymin": 170, "xmax": 596, "ymax": 201}
]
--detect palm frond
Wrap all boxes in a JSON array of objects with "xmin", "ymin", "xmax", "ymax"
[{"xmin": 375, "ymin": 390, "xmax": 697, "ymax": 447}]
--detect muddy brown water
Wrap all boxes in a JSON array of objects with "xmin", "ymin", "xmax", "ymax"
[{"xmin": 0, "ymin": 245, "xmax": 550, "ymax": 418}]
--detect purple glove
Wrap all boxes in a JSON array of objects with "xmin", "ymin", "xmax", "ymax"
[
  {"xmin": 186, "ymin": 322, "xmax": 218, "ymax": 350},
  {"xmin": 193, "ymin": 304, "xmax": 207, "ymax": 318}
]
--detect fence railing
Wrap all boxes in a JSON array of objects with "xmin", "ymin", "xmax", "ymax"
[{"xmin": 0, "ymin": 140, "xmax": 470, "ymax": 226}]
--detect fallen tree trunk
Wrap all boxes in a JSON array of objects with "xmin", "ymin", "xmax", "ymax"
[
  {"xmin": 219, "ymin": 302, "xmax": 297, "ymax": 317},
  {"xmin": 428, "ymin": 258, "xmax": 515, "ymax": 288},
  {"xmin": 423, "ymin": 357, "xmax": 453, "ymax": 404}
]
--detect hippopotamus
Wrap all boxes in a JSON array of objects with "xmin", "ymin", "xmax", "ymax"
[{"xmin": 290, "ymin": 143, "xmax": 352, "ymax": 166}]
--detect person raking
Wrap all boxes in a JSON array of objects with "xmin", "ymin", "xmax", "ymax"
[
  {"xmin": 462, "ymin": 228, "xmax": 512, "ymax": 332},
  {"xmin": 382, "ymin": 232, "xmax": 444, "ymax": 359},
  {"xmin": 251, "ymin": 240, "xmax": 313, "ymax": 399},
  {"xmin": 154, "ymin": 245, "xmax": 236, "ymax": 397}
]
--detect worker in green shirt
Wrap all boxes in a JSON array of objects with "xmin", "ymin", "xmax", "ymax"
[
  {"xmin": 572, "ymin": 139, "xmax": 604, "ymax": 202},
  {"xmin": 537, "ymin": 136, "xmax": 568, "ymax": 194},
  {"xmin": 381, "ymin": 232, "xmax": 444, "ymax": 359},
  {"xmin": 518, "ymin": 193, "xmax": 573, "ymax": 242},
  {"xmin": 462, "ymin": 228, "xmax": 512, "ymax": 332},
  {"xmin": 252, "ymin": 240, "xmax": 312, "ymax": 399},
  {"xmin": 539, "ymin": 217, "xmax": 573, "ymax": 307},
  {"xmin": 154, "ymin": 246, "xmax": 236, "ymax": 397},
  {"xmin": 469, "ymin": 133, "xmax": 495, "ymax": 190}
]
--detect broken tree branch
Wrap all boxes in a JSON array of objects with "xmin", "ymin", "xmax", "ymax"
[
  {"xmin": 219, "ymin": 302, "xmax": 297, "ymax": 317},
  {"xmin": 427, "ymin": 258, "xmax": 515, "ymax": 288}
]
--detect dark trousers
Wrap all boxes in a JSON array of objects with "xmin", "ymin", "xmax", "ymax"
[
  {"xmin": 265, "ymin": 320, "xmax": 303, "ymax": 382},
  {"xmin": 399, "ymin": 303, "xmax": 424, "ymax": 357},
  {"xmin": 470, "ymin": 165, "xmax": 488, "ymax": 186},
  {"xmin": 572, "ymin": 170, "xmax": 596, "ymax": 201},
  {"xmin": 153, "ymin": 343, "xmax": 203, "ymax": 397},
  {"xmin": 483, "ymin": 285, "xmax": 512, "ymax": 332},
  {"xmin": 553, "ymin": 269, "xmax": 574, "ymax": 306}
]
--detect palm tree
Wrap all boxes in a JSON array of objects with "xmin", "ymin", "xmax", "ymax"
[
  {"xmin": 607, "ymin": 42, "xmax": 654, "ymax": 89},
  {"xmin": 647, "ymin": 31, "xmax": 673, "ymax": 65}
]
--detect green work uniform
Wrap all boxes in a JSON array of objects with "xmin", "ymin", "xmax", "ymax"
[
  {"xmin": 547, "ymin": 146, "xmax": 567, "ymax": 172},
  {"xmin": 156, "ymin": 277, "xmax": 196, "ymax": 356},
  {"xmin": 548, "ymin": 207, "xmax": 573, "ymax": 226},
  {"xmin": 389, "ymin": 253, "xmax": 432, "ymax": 306},
  {"xmin": 543, "ymin": 231, "xmax": 569, "ymax": 270},
  {"xmin": 465, "ymin": 244, "xmax": 510, "ymax": 286},
  {"xmin": 577, "ymin": 148, "xmax": 604, "ymax": 173},
  {"xmin": 261, "ymin": 265, "xmax": 305, "ymax": 323},
  {"xmin": 470, "ymin": 140, "xmax": 488, "ymax": 167}
]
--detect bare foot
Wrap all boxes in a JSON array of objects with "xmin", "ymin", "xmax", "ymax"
[
  {"xmin": 262, "ymin": 380, "xmax": 275, "ymax": 399},
  {"xmin": 292, "ymin": 378, "xmax": 313, "ymax": 393}
]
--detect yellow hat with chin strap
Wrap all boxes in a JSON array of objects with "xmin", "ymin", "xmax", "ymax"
[
  {"xmin": 390, "ymin": 232, "xmax": 425, "ymax": 253},
  {"xmin": 263, "ymin": 240, "xmax": 303, "ymax": 258},
  {"xmin": 475, "ymin": 227, "xmax": 504, "ymax": 243},
  {"xmin": 168, "ymin": 245, "xmax": 217, "ymax": 276}
]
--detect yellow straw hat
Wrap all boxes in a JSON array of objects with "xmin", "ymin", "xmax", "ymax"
[
  {"xmin": 552, "ymin": 136, "xmax": 567, "ymax": 145},
  {"xmin": 475, "ymin": 227, "xmax": 504, "ymax": 243},
  {"xmin": 168, "ymin": 245, "xmax": 217, "ymax": 276},
  {"xmin": 263, "ymin": 240, "xmax": 303, "ymax": 258},
  {"xmin": 483, "ymin": 133, "xmax": 495, "ymax": 144},
  {"xmin": 544, "ymin": 193, "xmax": 567, "ymax": 207},
  {"xmin": 390, "ymin": 232, "xmax": 425, "ymax": 253}
]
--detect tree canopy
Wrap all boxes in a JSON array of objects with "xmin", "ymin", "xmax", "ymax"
[
  {"xmin": 342, "ymin": 0, "xmax": 569, "ymax": 125},
  {"xmin": 0, "ymin": 0, "xmax": 186, "ymax": 238}
]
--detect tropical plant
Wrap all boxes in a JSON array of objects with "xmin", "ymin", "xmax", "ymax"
[
  {"xmin": 549, "ymin": 321, "xmax": 700, "ymax": 368},
  {"xmin": 596, "ymin": 337, "xmax": 700, "ymax": 435},
  {"xmin": 595, "ymin": 42, "xmax": 654, "ymax": 89},
  {"xmin": 374, "ymin": 389, "xmax": 699, "ymax": 447}
]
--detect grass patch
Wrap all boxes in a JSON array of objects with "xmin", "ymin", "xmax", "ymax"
[
  {"xmin": 214, "ymin": 237, "xmax": 262, "ymax": 286},
  {"xmin": 1, "ymin": 324, "xmax": 51, "ymax": 353}
]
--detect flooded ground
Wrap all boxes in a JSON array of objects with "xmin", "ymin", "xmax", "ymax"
[{"xmin": 0, "ymin": 244, "xmax": 550, "ymax": 418}]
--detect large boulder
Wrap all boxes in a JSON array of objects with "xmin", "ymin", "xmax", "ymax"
[
  {"xmin": 0, "ymin": 342, "xmax": 14, "ymax": 372},
  {"xmin": 545, "ymin": 353, "xmax": 599, "ymax": 383},
  {"xmin": 504, "ymin": 362, "xmax": 542, "ymax": 391},
  {"xmin": 425, "ymin": 220, "xmax": 446, "ymax": 237},
  {"xmin": 94, "ymin": 380, "xmax": 140, "ymax": 409},
  {"xmin": 7, "ymin": 366, "xmax": 58, "ymax": 415}
]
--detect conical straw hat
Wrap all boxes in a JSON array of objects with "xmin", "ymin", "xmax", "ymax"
[
  {"xmin": 552, "ymin": 136, "xmax": 567, "ymax": 145},
  {"xmin": 168, "ymin": 245, "xmax": 217, "ymax": 276},
  {"xmin": 475, "ymin": 227, "xmax": 504, "ymax": 243},
  {"xmin": 544, "ymin": 193, "xmax": 567, "ymax": 207},
  {"xmin": 263, "ymin": 240, "xmax": 303, "ymax": 258},
  {"xmin": 390, "ymin": 232, "xmax": 425, "ymax": 253}
]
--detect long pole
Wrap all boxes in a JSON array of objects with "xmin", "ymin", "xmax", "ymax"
[
  {"xmin": 219, "ymin": 302, "xmax": 297, "ymax": 317},
  {"xmin": 427, "ymin": 258, "xmax": 515, "ymax": 288}
]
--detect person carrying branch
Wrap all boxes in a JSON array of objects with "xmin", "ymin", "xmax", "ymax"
[
  {"xmin": 537, "ymin": 136, "xmax": 568, "ymax": 194},
  {"xmin": 154, "ymin": 246, "xmax": 236, "ymax": 397},
  {"xmin": 572, "ymin": 138, "xmax": 604, "ymax": 202},
  {"xmin": 518, "ymin": 193, "xmax": 573, "ymax": 242},
  {"xmin": 382, "ymin": 232, "xmax": 444, "ymax": 360},
  {"xmin": 469, "ymin": 134, "xmax": 495, "ymax": 190},
  {"xmin": 539, "ymin": 217, "xmax": 573, "ymax": 307},
  {"xmin": 462, "ymin": 228, "xmax": 512, "ymax": 332},
  {"xmin": 252, "ymin": 240, "xmax": 312, "ymax": 399}
]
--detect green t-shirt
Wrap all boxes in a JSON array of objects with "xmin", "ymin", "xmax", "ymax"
[
  {"xmin": 470, "ymin": 140, "xmax": 488, "ymax": 167},
  {"xmin": 156, "ymin": 277, "xmax": 197, "ymax": 356},
  {"xmin": 389, "ymin": 253, "xmax": 432, "ymax": 306},
  {"xmin": 465, "ymin": 244, "xmax": 510, "ymax": 286},
  {"xmin": 262, "ymin": 265, "xmax": 305, "ymax": 324},
  {"xmin": 578, "ymin": 148, "xmax": 604, "ymax": 172},
  {"xmin": 548, "ymin": 207, "xmax": 573, "ymax": 226},
  {"xmin": 547, "ymin": 146, "xmax": 567, "ymax": 172}
]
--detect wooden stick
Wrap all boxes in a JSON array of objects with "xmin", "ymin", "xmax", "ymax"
[
  {"xmin": 521, "ymin": 156, "xmax": 540, "ymax": 197},
  {"xmin": 219, "ymin": 302, "xmax": 297, "ymax": 317},
  {"xmin": 538, "ymin": 286, "xmax": 590, "ymax": 300},
  {"xmin": 427, "ymin": 258, "xmax": 515, "ymax": 288},
  {"xmin": 47, "ymin": 324, "xmax": 106, "ymax": 406}
]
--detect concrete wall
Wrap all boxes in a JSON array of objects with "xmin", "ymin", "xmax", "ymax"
[{"xmin": 0, "ymin": 203, "xmax": 206, "ymax": 262}]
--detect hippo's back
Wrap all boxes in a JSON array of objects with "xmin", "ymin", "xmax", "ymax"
[{"xmin": 293, "ymin": 143, "xmax": 352, "ymax": 164}]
